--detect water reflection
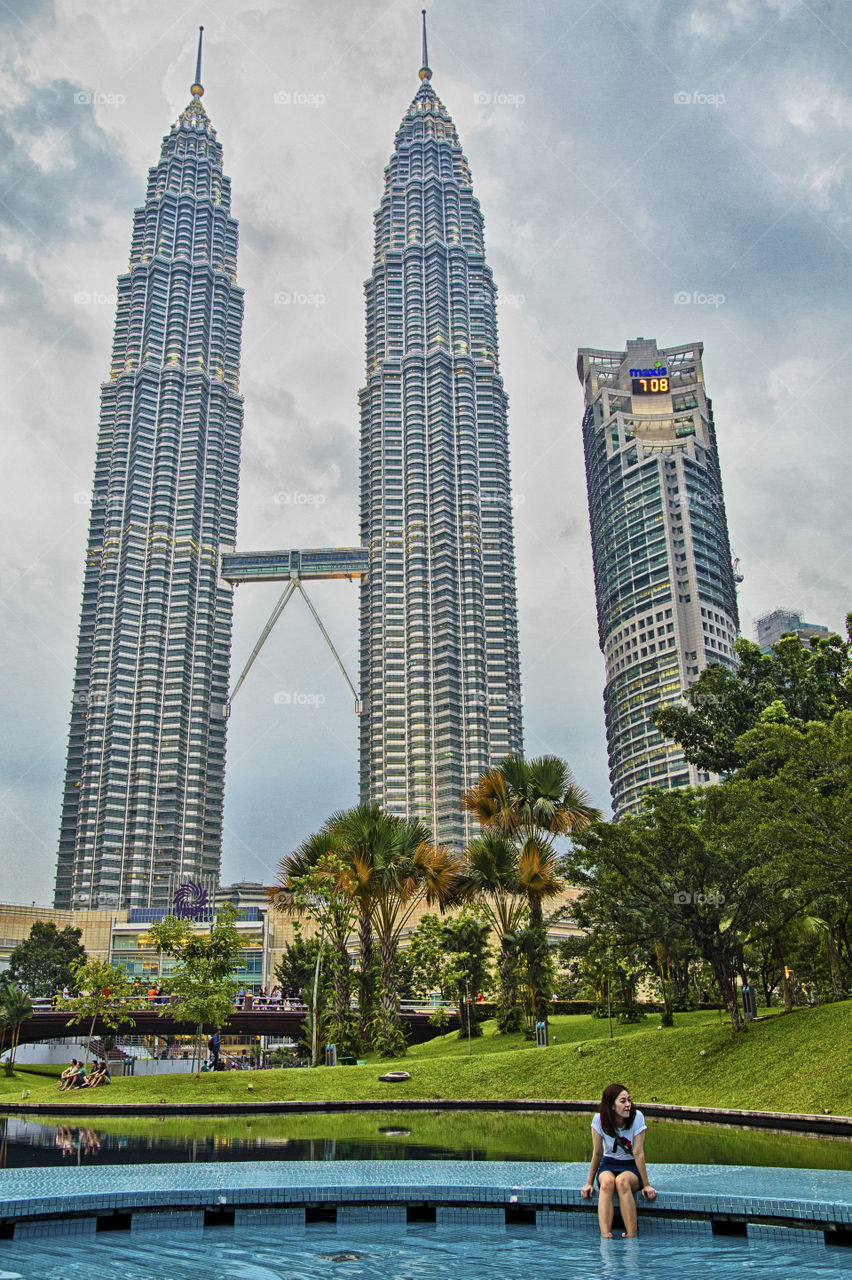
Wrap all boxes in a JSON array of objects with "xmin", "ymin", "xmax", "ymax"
[{"xmin": 0, "ymin": 1112, "xmax": 846, "ymax": 1171}]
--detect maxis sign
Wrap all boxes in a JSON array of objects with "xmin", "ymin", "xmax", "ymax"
[{"xmin": 630, "ymin": 363, "xmax": 669, "ymax": 395}]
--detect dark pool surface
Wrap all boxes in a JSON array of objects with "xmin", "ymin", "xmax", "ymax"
[{"xmin": 0, "ymin": 1111, "xmax": 848, "ymax": 1170}]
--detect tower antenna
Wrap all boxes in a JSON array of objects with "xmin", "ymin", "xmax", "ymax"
[
  {"xmin": 419, "ymin": 9, "xmax": 432, "ymax": 80},
  {"xmin": 191, "ymin": 25, "xmax": 204, "ymax": 97}
]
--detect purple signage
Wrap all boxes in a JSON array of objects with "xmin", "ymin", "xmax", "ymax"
[{"xmin": 172, "ymin": 879, "xmax": 210, "ymax": 919}]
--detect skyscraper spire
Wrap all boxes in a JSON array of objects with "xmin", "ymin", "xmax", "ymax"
[
  {"xmin": 419, "ymin": 9, "xmax": 432, "ymax": 80},
  {"xmin": 191, "ymin": 25, "xmax": 204, "ymax": 97}
]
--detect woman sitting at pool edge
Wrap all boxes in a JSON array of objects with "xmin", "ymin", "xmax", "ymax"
[{"xmin": 581, "ymin": 1082, "xmax": 657, "ymax": 1237}]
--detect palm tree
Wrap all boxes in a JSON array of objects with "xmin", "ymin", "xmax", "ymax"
[
  {"xmin": 332, "ymin": 804, "xmax": 402, "ymax": 1045},
  {"xmin": 273, "ymin": 804, "xmax": 460, "ymax": 1055},
  {"xmin": 455, "ymin": 832, "xmax": 526, "ymax": 1031},
  {"xmin": 462, "ymin": 754, "xmax": 601, "ymax": 846},
  {"xmin": 270, "ymin": 830, "xmax": 359, "ymax": 1056},
  {"xmin": 362, "ymin": 815, "xmax": 460, "ymax": 1055},
  {"xmin": 462, "ymin": 755, "xmax": 601, "ymax": 1028},
  {"xmin": 0, "ymin": 986, "xmax": 32, "ymax": 1077}
]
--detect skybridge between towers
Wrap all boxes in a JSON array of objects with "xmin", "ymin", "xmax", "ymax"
[{"xmin": 220, "ymin": 547, "xmax": 369, "ymax": 714}]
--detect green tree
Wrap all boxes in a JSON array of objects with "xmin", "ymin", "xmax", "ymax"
[
  {"xmin": 705, "ymin": 712, "xmax": 852, "ymax": 1006},
  {"xmin": 405, "ymin": 912, "xmax": 492, "ymax": 1040},
  {"xmin": 566, "ymin": 789, "xmax": 798, "ymax": 1032},
  {"xmin": 270, "ymin": 843, "xmax": 360, "ymax": 1058},
  {"xmin": 712, "ymin": 709, "xmax": 852, "ymax": 901},
  {"xmin": 313, "ymin": 803, "xmax": 398, "ymax": 1045},
  {"xmin": 273, "ymin": 925, "xmax": 326, "ymax": 996},
  {"xmin": 7, "ymin": 922, "xmax": 86, "ymax": 998},
  {"xmin": 652, "ymin": 621, "xmax": 852, "ymax": 774},
  {"xmin": 462, "ymin": 755, "xmax": 600, "ymax": 1031},
  {"xmin": 62, "ymin": 958, "xmax": 135, "ymax": 1066},
  {"xmin": 272, "ymin": 928, "xmax": 330, "ymax": 1061},
  {"xmin": 274, "ymin": 804, "xmax": 460, "ymax": 1057},
  {"xmin": 363, "ymin": 816, "xmax": 459, "ymax": 1056},
  {"xmin": 148, "ymin": 904, "xmax": 243, "ymax": 1077},
  {"xmin": 455, "ymin": 831, "xmax": 527, "ymax": 1031}
]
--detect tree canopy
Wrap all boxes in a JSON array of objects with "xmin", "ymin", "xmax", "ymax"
[
  {"xmin": 7, "ymin": 922, "xmax": 86, "ymax": 997},
  {"xmin": 564, "ymin": 788, "xmax": 801, "ymax": 1030},
  {"xmin": 148, "ymin": 904, "xmax": 243, "ymax": 1075},
  {"xmin": 652, "ymin": 619, "xmax": 852, "ymax": 774}
]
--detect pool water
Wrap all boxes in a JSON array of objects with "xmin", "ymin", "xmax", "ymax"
[{"xmin": 0, "ymin": 1221, "xmax": 846, "ymax": 1280}]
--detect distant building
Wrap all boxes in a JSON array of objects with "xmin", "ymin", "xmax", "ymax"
[
  {"xmin": 0, "ymin": 887, "xmax": 581, "ymax": 990},
  {"xmin": 755, "ymin": 608, "xmax": 831, "ymax": 653},
  {"xmin": 578, "ymin": 338, "xmax": 739, "ymax": 817}
]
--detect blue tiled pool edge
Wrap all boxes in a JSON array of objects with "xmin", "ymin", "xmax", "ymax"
[{"xmin": 0, "ymin": 1162, "xmax": 849, "ymax": 1248}]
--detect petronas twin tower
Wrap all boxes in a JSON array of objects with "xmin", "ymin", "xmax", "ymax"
[
  {"xmin": 56, "ymin": 22, "xmax": 522, "ymax": 909},
  {"xmin": 359, "ymin": 41, "xmax": 522, "ymax": 848}
]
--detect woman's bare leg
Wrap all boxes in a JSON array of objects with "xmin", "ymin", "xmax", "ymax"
[
  {"xmin": 597, "ymin": 1172, "xmax": 616, "ymax": 1237},
  {"xmin": 615, "ymin": 1171, "xmax": 641, "ymax": 1237}
]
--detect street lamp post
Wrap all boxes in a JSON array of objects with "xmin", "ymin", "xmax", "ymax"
[{"xmin": 308, "ymin": 895, "xmax": 326, "ymax": 1069}]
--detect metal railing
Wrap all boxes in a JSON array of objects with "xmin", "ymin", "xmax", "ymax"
[{"xmin": 29, "ymin": 995, "xmax": 458, "ymax": 1015}]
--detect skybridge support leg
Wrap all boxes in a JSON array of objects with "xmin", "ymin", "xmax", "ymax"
[
  {"xmin": 228, "ymin": 579, "xmax": 297, "ymax": 706},
  {"xmin": 227, "ymin": 577, "xmax": 361, "ymax": 714},
  {"xmin": 294, "ymin": 579, "xmax": 361, "ymax": 714}
]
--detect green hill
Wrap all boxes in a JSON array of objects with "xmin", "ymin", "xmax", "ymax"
[{"xmin": 7, "ymin": 1003, "xmax": 850, "ymax": 1116}]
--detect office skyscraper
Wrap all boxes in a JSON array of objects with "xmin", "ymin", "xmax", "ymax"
[
  {"xmin": 578, "ymin": 338, "xmax": 738, "ymax": 817},
  {"xmin": 55, "ymin": 35, "xmax": 244, "ymax": 909},
  {"xmin": 359, "ymin": 22, "xmax": 523, "ymax": 848}
]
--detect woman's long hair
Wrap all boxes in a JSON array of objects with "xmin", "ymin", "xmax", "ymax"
[{"xmin": 599, "ymin": 1082, "xmax": 637, "ymax": 1138}]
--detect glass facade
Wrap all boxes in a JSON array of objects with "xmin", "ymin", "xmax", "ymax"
[
  {"xmin": 578, "ymin": 339, "xmax": 738, "ymax": 817},
  {"xmin": 55, "ymin": 82, "xmax": 244, "ymax": 909},
  {"xmin": 359, "ymin": 65, "xmax": 523, "ymax": 849}
]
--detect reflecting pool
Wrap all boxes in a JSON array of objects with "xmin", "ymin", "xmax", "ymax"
[{"xmin": 1, "ymin": 1110, "xmax": 848, "ymax": 1169}]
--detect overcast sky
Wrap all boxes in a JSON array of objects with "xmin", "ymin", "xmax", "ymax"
[{"xmin": 1, "ymin": 0, "xmax": 850, "ymax": 906}]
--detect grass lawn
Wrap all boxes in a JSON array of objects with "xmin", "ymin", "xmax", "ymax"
[{"xmin": 3, "ymin": 1003, "xmax": 849, "ymax": 1116}]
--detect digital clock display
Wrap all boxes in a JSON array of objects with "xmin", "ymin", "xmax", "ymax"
[{"xmin": 632, "ymin": 376, "xmax": 670, "ymax": 395}]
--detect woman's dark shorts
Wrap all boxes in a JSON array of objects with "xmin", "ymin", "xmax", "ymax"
[{"xmin": 596, "ymin": 1156, "xmax": 640, "ymax": 1186}]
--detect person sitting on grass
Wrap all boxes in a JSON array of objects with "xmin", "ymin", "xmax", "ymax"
[
  {"xmin": 58, "ymin": 1058, "xmax": 79, "ymax": 1090},
  {"xmin": 85, "ymin": 1060, "xmax": 109, "ymax": 1088},
  {"xmin": 581, "ymin": 1082, "xmax": 657, "ymax": 1237},
  {"xmin": 61, "ymin": 1060, "xmax": 87, "ymax": 1090}
]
